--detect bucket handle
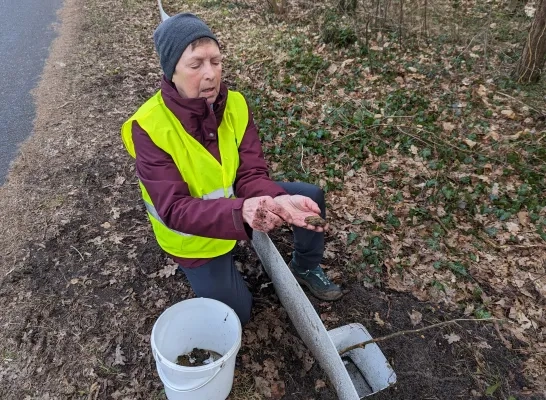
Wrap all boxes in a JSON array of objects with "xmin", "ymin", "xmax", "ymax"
[
  {"xmin": 175, "ymin": 362, "xmax": 225, "ymax": 392},
  {"xmin": 153, "ymin": 348, "xmax": 226, "ymax": 393}
]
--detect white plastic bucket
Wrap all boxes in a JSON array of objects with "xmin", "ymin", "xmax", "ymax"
[{"xmin": 151, "ymin": 298, "xmax": 242, "ymax": 400}]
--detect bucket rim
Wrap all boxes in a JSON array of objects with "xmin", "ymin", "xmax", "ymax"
[{"xmin": 151, "ymin": 297, "xmax": 242, "ymax": 373}]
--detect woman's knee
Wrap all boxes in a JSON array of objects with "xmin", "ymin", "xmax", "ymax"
[
  {"xmin": 289, "ymin": 182, "xmax": 323, "ymax": 203},
  {"xmin": 203, "ymin": 280, "xmax": 253, "ymax": 325},
  {"xmin": 277, "ymin": 181, "xmax": 324, "ymax": 205},
  {"xmin": 191, "ymin": 284, "xmax": 252, "ymax": 325}
]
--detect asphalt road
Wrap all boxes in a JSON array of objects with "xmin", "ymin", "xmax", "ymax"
[{"xmin": 0, "ymin": 0, "xmax": 64, "ymax": 185}]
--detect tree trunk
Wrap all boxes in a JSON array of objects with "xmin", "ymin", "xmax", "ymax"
[{"xmin": 514, "ymin": 0, "xmax": 546, "ymax": 83}]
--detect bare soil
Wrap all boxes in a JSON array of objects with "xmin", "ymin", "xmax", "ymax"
[
  {"xmin": 327, "ymin": 286, "xmax": 532, "ymax": 400},
  {"xmin": 0, "ymin": 0, "xmax": 543, "ymax": 399}
]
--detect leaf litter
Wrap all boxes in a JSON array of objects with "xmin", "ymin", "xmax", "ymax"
[{"xmin": 0, "ymin": 0, "xmax": 543, "ymax": 398}]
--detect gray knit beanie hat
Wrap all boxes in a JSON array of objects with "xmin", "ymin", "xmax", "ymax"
[{"xmin": 153, "ymin": 13, "xmax": 218, "ymax": 81}]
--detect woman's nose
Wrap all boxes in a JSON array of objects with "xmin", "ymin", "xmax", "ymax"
[{"xmin": 203, "ymin": 62, "xmax": 214, "ymax": 80}]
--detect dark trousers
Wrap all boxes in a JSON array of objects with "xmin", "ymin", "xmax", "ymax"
[{"xmin": 179, "ymin": 181, "xmax": 325, "ymax": 325}]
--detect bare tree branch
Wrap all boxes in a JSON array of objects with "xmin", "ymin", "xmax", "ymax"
[{"xmin": 338, "ymin": 318, "xmax": 504, "ymax": 355}]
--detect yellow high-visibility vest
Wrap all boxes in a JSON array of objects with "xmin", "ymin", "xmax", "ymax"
[{"xmin": 121, "ymin": 90, "xmax": 248, "ymax": 258}]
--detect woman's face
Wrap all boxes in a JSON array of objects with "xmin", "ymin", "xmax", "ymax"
[{"xmin": 172, "ymin": 40, "xmax": 222, "ymax": 105}]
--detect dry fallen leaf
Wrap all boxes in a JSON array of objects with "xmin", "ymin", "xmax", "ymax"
[
  {"xmin": 442, "ymin": 122, "xmax": 456, "ymax": 133},
  {"xmin": 443, "ymin": 333, "xmax": 461, "ymax": 344},
  {"xmin": 476, "ymin": 341, "xmax": 492, "ymax": 349},
  {"xmin": 501, "ymin": 109, "xmax": 516, "ymax": 119},
  {"xmin": 302, "ymin": 351, "xmax": 315, "ymax": 372},
  {"xmin": 113, "ymin": 344, "xmax": 126, "ymax": 366},
  {"xmin": 270, "ymin": 90, "xmax": 283, "ymax": 100},
  {"xmin": 110, "ymin": 207, "xmax": 120, "ymax": 220},
  {"xmin": 109, "ymin": 233, "xmax": 124, "ymax": 245},
  {"xmin": 525, "ymin": 3, "xmax": 536, "ymax": 17},
  {"xmin": 488, "ymin": 130, "xmax": 500, "ymax": 141},
  {"xmin": 409, "ymin": 310, "xmax": 423, "ymax": 326},
  {"xmin": 327, "ymin": 63, "xmax": 338, "ymax": 75},
  {"xmin": 315, "ymin": 379, "xmax": 327, "ymax": 391},
  {"xmin": 270, "ymin": 381, "xmax": 286, "ymax": 399},
  {"xmin": 158, "ymin": 264, "xmax": 178, "ymax": 278},
  {"xmin": 257, "ymin": 324, "xmax": 269, "ymax": 340},
  {"xmin": 507, "ymin": 132, "xmax": 522, "ymax": 141},
  {"xmin": 114, "ymin": 175, "xmax": 126, "ymax": 186},
  {"xmin": 155, "ymin": 298, "xmax": 166, "ymax": 308},
  {"xmin": 491, "ymin": 182, "xmax": 499, "ymax": 198},
  {"xmin": 374, "ymin": 312, "xmax": 386, "ymax": 327},
  {"xmin": 254, "ymin": 376, "xmax": 271, "ymax": 397},
  {"xmin": 88, "ymin": 236, "xmax": 105, "ymax": 246},
  {"xmin": 505, "ymin": 221, "xmax": 520, "ymax": 234},
  {"xmin": 517, "ymin": 211, "xmax": 529, "ymax": 226},
  {"xmin": 326, "ymin": 270, "xmax": 342, "ymax": 281}
]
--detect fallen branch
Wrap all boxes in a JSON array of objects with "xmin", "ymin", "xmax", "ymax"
[
  {"xmin": 338, "ymin": 318, "xmax": 503, "ymax": 355},
  {"xmin": 71, "ymin": 245, "xmax": 84, "ymax": 261},
  {"xmin": 300, "ymin": 144, "xmax": 307, "ymax": 174},
  {"xmin": 477, "ymin": 230, "xmax": 502, "ymax": 250},
  {"xmin": 433, "ymin": 215, "xmax": 450, "ymax": 234},
  {"xmin": 496, "ymin": 91, "xmax": 543, "ymax": 115}
]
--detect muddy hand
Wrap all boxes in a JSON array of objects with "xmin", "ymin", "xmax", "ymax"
[
  {"xmin": 242, "ymin": 196, "xmax": 293, "ymax": 232},
  {"xmin": 274, "ymin": 195, "xmax": 327, "ymax": 232}
]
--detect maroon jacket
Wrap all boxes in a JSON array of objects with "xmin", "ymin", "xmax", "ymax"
[{"xmin": 132, "ymin": 77, "xmax": 287, "ymax": 267}]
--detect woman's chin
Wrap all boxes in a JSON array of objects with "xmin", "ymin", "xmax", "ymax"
[{"xmin": 204, "ymin": 94, "xmax": 218, "ymax": 104}]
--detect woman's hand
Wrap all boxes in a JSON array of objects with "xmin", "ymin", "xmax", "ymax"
[
  {"xmin": 274, "ymin": 195, "xmax": 327, "ymax": 232},
  {"xmin": 242, "ymin": 196, "xmax": 293, "ymax": 232}
]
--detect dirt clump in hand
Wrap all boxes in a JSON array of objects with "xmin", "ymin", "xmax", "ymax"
[
  {"xmin": 305, "ymin": 215, "xmax": 327, "ymax": 227},
  {"xmin": 176, "ymin": 348, "xmax": 223, "ymax": 367}
]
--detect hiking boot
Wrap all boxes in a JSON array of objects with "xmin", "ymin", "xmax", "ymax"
[{"xmin": 289, "ymin": 261, "xmax": 343, "ymax": 301}]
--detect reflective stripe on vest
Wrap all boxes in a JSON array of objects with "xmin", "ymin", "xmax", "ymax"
[
  {"xmin": 142, "ymin": 200, "xmax": 192, "ymax": 237},
  {"xmin": 142, "ymin": 185, "xmax": 235, "ymax": 237},
  {"xmin": 202, "ymin": 186, "xmax": 234, "ymax": 200}
]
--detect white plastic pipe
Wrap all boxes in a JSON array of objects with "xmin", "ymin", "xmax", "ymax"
[
  {"xmin": 252, "ymin": 232, "xmax": 360, "ymax": 400},
  {"xmin": 157, "ymin": 0, "xmax": 170, "ymax": 22}
]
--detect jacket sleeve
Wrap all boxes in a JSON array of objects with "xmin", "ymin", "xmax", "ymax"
[
  {"xmin": 234, "ymin": 105, "xmax": 287, "ymax": 199},
  {"xmin": 132, "ymin": 121, "xmax": 250, "ymax": 240}
]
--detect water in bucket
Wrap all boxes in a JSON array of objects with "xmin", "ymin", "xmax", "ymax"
[{"xmin": 151, "ymin": 298, "xmax": 242, "ymax": 400}]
